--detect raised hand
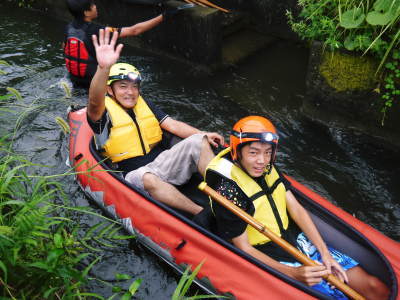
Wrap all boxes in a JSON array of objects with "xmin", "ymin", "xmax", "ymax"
[{"xmin": 92, "ymin": 29, "xmax": 123, "ymax": 69}]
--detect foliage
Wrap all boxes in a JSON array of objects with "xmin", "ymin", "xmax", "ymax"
[
  {"xmin": 0, "ymin": 79, "xmax": 138, "ymax": 299},
  {"xmin": 381, "ymin": 48, "xmax": 400, "ymax": 123},
  {"xmin": 172, "ymin": 262, "xmax": 226, "ymax": 300},
  {"xmin": 287, "ymin": 0, "xmax": 400, "ymax": 118}
]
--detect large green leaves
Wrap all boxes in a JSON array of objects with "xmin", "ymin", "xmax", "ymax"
[
  {"xmin": 340, "ymin": 8, "xmax": 366, "ymax": 28},
  {"xmin": 366, "ymin": 0, "xmax": 400, "ymax": 25}
]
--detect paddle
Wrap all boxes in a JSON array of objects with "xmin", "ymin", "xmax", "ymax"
[
  {"xmin": 198, "ymin": 182, "xmax": 366, "ymax": 300},
  {"xmin": 195, "ymin": 0, "xmax": 229, "ymax": 13},
  {"xmin": 184, "ymin": 0, "xmax": 229, "ymax": 13},
  {"xmin": 186, "ymin": 0, "xmax": 207, "ymax": 8}
]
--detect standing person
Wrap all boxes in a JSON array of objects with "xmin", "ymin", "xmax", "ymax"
[
  {"xmin": 64, "ymin": 0, "xmax": 184, "ymax": 88},
  {"xmin": 204, "ymin": 116, "xmax": 389, "ymax": 299},
  {"xmin": 87, "ymin": 28, "xmax": 224, "ymax": 215}
]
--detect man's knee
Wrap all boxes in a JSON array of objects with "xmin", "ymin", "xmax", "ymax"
[
  {"xmin": 367, "ymin": 275, "xmax": 389, "ymax": 297},
  {"xmin": 143, "ymin": 172, "xmax": 159, "ymax": 191}
]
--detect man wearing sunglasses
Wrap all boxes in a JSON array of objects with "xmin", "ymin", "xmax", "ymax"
[{"xmin": 87, "ymin": 29, "xmax": 224, "ymax": 216}]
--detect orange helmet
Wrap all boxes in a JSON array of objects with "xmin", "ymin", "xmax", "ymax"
[{"xmin": 230, "ymin": 116, "xmax": 279, "ymax": 162}]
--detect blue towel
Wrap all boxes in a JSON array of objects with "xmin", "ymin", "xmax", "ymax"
[{"xmin": 280, "ymin": 233, "xmax": 358, "ymax": 299}]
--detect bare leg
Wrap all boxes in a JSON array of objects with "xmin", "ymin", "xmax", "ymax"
[
  {"xmin": 197, "ymin": 136, "xmax": 215, "ymax": 176},
  {"xmin": 143, "ymin": 172, "xmax": 203, "ymax": 215},
  {"xmin": 347, "ymin": 266, "xmax": 389, "ymax": 300}
]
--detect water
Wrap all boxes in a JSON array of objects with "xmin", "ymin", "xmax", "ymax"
[{"xmin": 1, "ymin": 3, "xmax": 399, "ymax": 298}]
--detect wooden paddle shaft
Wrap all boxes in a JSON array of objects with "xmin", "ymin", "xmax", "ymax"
[
  {"xmin": 198, "ymin": 182, "xmax": 365, "ymax": 300},
  {"xmin": 195, "ymin": 0, "xmax": 229, "ymax": 12}
]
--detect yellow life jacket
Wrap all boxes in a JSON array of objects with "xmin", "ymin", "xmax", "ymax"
[
  {"xmin": 206, "ymin": 147, "xmax": 289, "ymax": 245},
  {"xmin": 101, "ymin": 95, "xmax": 163, "ymax": 163}
]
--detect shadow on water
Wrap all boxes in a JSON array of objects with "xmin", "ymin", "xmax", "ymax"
[{"xmin": 1, "ymin": 2, "xmax": 399, "ymax": 298}]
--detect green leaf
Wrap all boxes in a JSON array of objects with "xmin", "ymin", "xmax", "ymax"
[
  {"xmin": 112, "ymin": 286, "xmax": 122, "ymax": 293},
  {"xmin": 24, "ymin": 238, "xmax": 39, "ymax": 247},
  {"xmin": 0, "ymin": 60, "xmax": 10, "ymax": 66},
  {"xmin": 373, "ymin": 0, "xmax": 399, "ymax": 13},
  {"xmin": 53, "ymin": 233, "xmax": 63, "ymax": 248},
  {"xmin": 340, "ymin": 8, "xmax": 365, "ymax": 29},
  {"xmin": 367, "ymin": 0, "xmax": 400, "ymax": 25},
  {"xmin": 0, "ymin": 226, "xmax": 13, "ymax": 236},
  {"xmin": 128, "ymin": 278, "xmax": 142, "ymax": 295},
  {"xmin": 82, "ymin": 256, "xmax": 101, "ymax": 277},
  {"xmin": 0, "ymin": 94, "xmax": 13, "ymax": 101},
  {"xmin": 344, "ymin": 36, "xmax": 357, "ymax": 50},
  {"xmin": 74, "ymin": 293, "xmax": 105, "ymax": 299},
  {"xmin": 366, "ymin": 11, "xmax": 395, "ymax": 25},
  {"xmin": 29, "ymin": 261, "xmax": 50, "ymax": 270},
  {"xmin": 43, "ymin": 287, "xmax": 59, "ymax": 299},
  {"xmin": 115, "ymin": 273, "xmax": 132, "ymax": 281},
  {"xmin": 46, "ymin": 248, "xmax": 65, "ymax": 264},
  {"xmin": 121, "ymin": 292, "xmax": 132, "ymax": 300}
]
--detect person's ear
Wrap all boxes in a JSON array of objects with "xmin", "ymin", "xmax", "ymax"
[{"xmin": 106, "ymin": 85, "xmax": 114, "ymax": 97}]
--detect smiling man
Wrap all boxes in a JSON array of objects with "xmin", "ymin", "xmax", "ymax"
[
  {"xmin": 204, "ymin": 116, "xmax": 388, "ymax": 299},
  {"xmin": 87, "ymin": 29, "xmax": 224, "ymax": 215}
]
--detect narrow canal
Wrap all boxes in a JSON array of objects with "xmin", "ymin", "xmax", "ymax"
[{"xmin": 1, "ymin": 2, "xmax": 399, "ymax": 298}]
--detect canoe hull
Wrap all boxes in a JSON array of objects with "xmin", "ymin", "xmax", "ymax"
[{"xmin": 68, "ymin": 107, "xmax": 400, "ymax": 299}]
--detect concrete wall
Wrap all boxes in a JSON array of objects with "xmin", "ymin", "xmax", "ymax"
[{"xmin": 32, "ymin": 0, "xmax": 296, "ymax": 70}]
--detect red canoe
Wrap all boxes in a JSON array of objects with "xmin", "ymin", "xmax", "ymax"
[{"xmin": 68, "ymin": 106, "xmax": 400, "ymax": 299}]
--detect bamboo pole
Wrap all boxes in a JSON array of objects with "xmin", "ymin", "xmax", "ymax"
[{"xmin": 198, "ymin": 182, "xmax": 365, "ymax": 300}]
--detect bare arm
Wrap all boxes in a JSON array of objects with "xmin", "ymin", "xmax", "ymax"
[
  {"xmin": 232, "ymin": 231, "xmax": 329, "ymax": 286},
  {"xmin": 286, "ymin": 190, "xmax": 348, "ymax": 282},
  {"xmin": 87, "ymin": 29, "xmax": 123, "ymax": 122},
  {"xmin": 161, "ymin": 117, "xmax": 224, "ymax": 146},
  {"xmin": 119, "ymin": 15, "xmax": 163, "ymax": 38}
]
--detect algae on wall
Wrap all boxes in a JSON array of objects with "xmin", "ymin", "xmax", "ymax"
[{"xmin": 319, "ymin": 50, "xmax": 379, "ymax": 92}]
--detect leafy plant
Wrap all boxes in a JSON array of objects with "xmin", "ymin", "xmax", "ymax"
[
  {"xmin": 172, "ymin": 262, "xmax": 227, "ymax": 300},
  {"xmin": 287, "ymin": 0, "xmax": 400, "ymax": 118},
  {"xmin": 381, "ymin": 48, "xmax": 400, "ymax": 124}
]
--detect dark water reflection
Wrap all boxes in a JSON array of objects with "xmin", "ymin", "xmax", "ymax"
[{"xmin": 1, "ymin": 3, "xmax": 399, "ymax": 298}]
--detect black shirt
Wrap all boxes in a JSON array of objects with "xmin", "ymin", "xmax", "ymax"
[
  {"xmin": 209, "ymin": 160, "xmax": 301, "ymax": 263},
  {"xmin": 87, "ymin": 98, "xmax": 170, "ymax": 175}
]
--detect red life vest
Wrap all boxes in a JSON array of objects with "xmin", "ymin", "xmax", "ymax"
[{"xmin": 64, "ymin": 23, "xmax": 95, "ymax": 79}]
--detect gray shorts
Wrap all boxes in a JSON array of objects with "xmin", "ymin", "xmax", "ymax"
[{"xmin": 125, "ymin": 133, "xmax": 205, "ymax": 191}]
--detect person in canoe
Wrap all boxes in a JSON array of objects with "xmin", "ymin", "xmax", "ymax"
[
  {"xmin": 204, "ymin": 116, "xmax": 389, "ymax": 299},
  {"xmin": 87, "ymin": 28, "xmax": 224, "ymax": 216},
  {"xmin": 64, "ymin": 0, "xmax": 186, "ymax": 88}
]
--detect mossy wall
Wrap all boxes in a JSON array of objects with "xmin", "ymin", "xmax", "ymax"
[
  {"xmin": 319, "ymin": 51, "xmax": 379, "ymax": 92},
  {"xmin": 304, "ymin": 42, "xmax": 400, "ymax": 147}
]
